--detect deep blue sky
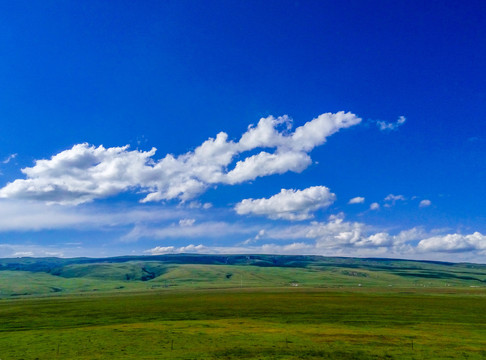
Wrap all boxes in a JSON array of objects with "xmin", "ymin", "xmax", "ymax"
[{"xmin": 0, "ymin": 1, "xmax": 485, "ymax": 261}]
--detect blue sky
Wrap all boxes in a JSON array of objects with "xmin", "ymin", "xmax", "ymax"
[{"xmin": 0, "ymin": 1, "xmax": 485, "ymax": 262}]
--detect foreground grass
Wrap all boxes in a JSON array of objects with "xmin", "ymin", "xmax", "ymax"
[{"xmin": 0, "ymin": 288, "xmax": 486, "ymax": 359}]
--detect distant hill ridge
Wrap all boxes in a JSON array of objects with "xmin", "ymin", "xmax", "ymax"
[
  {"xmin": 1, "ymin": 254, "xmax": 485, "ymax": 298},
  {"xmin": 0, "ymin": 254, "xmax": 458, "ymax": 272}
]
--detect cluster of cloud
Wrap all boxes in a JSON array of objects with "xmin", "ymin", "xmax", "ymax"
[
  {"xmin": 417, "ymin": 232, "xmax": 486, "ymax": 253},
  {"xmin": 2, "ymin": 108, "xmax": 481, "ymax": 262},
  {"xmin": 0, "ymin": 112, "xmax": 361, "ymax": 205},
  {"xmin": 367, "ymin": 194, "xmax": 431, "ymax": 210},
  {"xmin": 142, "ymin": 214, "xmax": 486, "ymax": 260},
  {"xmin": 235, "ymin": 186, "xmax": 336, "ymax": 221},
  {"xmin": 259, "ymin": 213, "xmax": 421, "ymax": 250},
  {"xmin": 0, "ymin": 196, "xmax": 483, "ymax": 260},
  {"xmin": 377, "ymin": 116, "xmax": 406, "ymax": 131}
]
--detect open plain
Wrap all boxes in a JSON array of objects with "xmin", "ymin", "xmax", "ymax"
[{"xmin": 1, "ymin": 255, "xmax": 486, "ymax": 359}]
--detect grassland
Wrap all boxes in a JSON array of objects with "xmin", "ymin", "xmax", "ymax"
[
  {"xmin": 1, "ymin": 288, "xmax": 486, "ymax": 359},
  {"xmin": 1, "ymin": 255, "xmax": 486, "ymax": 298},
  {"xmin": 1, "ymin": 255, "xmax": 486, "ymax": 359}
]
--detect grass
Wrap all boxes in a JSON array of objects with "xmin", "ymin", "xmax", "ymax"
[
  {"xmin": 1, "ymin": 255, "xmax": 486, "ymax": 359},
  {"xmin": 2, "ymin": 259, "xmax": 486, "ymax": 299},
  {"xmin": 1, "ymin": 288, "xmax": 486, "ymax": 359}
]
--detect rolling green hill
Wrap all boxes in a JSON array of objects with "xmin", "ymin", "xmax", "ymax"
[{"xmin": 1, "ymin": 254, "xmax": 485, "ymax": 298}]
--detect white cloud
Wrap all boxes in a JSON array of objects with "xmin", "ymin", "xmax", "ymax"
[
  {"xmin": 145, "ymin": 244, "xmax": 207, "ymax": 255},
  {"xmin": 417, "ymin": 232, "xmax": 486, "ymax": 253},
  {"xmin": 348, "ymin": 196, "xmax": 365, "ymax": 204},
  {"xmin": 179, "ymin": 218, "xmax": 196, "ymax": 227},
  {"xmin": 224, "ymin": 151, "xmax": 311, "ymax": 185},
  {"xmin": 370, "ymin": 202, "xmax": 380, "ymax": 210},
  {"xmin": 0, "ymin": 199, "xmax": 184, "ymax": 232},
  {"xmin": 240, "ymin": 229, "xmax": 266, "ymax": 245},
  {"xmin": 235, "ymin": 186, "xmax": 336, "ymax": 221},
  {"xmin": 145, "ymin": 246, "xmax": 175, "ymax": 254},
  {"xmin": 0, "ymin": 144, "xmax": 157, "ymax": 205},
  {"xmin": 384, "ymin": 194, "xmax": 405, "ymax": 207},
  {"xmin": 385, "ymin": 194, "xmax": 406, "ymax": 202},
  {"xmin": 187, "ymin": 201, "xmax": 213, "ymax": 209},
  {"xmin": 377, "ymin": 116, "xmax": 406, "ymax": 131},
  {"xmin": 12, "ymin": 251, "xmax": 34, "ymax": 257},
  {"xmin": 0, "ymin": 112, "xmax": 361, "ymax": 205},
  {"xmin": 419, "ymin": 199, "xmax": 431, "ymax": 207},
  {"xmin": 260, "ymin": 242, "xmax": 315, "ymax": 254},
  {"xmin": 121, "ymin": 221, "xmax": 257, "ymax": 242},
  {"xmin": 260, "ymin": 214, "xmax": 424, "ymax": 253},
  {"xmin": 137, "ymin": 219, "xmax": 486, "ymax": 261},
  {"xmin": 394, "ymin": 227, "xmax": 427, "ymax": 244},
  {"xmin": 2, "ymin": 153, "xmax": 17, "ymax": 164},
  {"xmin": 0, "ymin": 242, "xmax": 90, "ymax": 258}
]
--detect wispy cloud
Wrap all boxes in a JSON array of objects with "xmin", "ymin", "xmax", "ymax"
[
  {"xmin": 121, "ymin": 221, "xmax": 257, "ymax": 242},
  {"xmin": 384, "ymin": 194, "xmax": 406, "ymax": 207},
  {"xmin": 2, "ymin": 153, "xmax": 17, "ymax": 164},
  {"xmin": 376, "ymin": 116, "xmax": 406, "ymax": 131},
  {"xmin": 0, "ymin": 199, "xmax": 185, "ymax": 232}
]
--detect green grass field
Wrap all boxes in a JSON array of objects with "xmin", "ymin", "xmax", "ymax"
[
  {"xmin": 2, "ymin": 254, "xmax": 486, "ymax": 298},
  {"xmin": 1, "ymin": 288, "xmax": 486, "ymax": 359},
  {"xmin": 1, "ymin": 255, "xmax": 486, "ymax": 359}
]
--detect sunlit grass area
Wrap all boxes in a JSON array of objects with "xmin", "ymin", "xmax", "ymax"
[{"xmin": 1, "ymin": 288, "xmax": 486, "ymax": 359}]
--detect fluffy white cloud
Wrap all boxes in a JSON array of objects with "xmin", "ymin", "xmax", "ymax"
[
  {"xmin": 377, "ymin": 116, "xmax": 406, "ymax": 131},
  {"xmin": 0, "ymin": 112, "xmax": 361, "ymax": 205},
  {"xmin": 137, "ymin": 217, "xmax": 486, "ymax": 260},
  {"xmin": 0, "ymin": 145, "xmax": 157, "ymax": 205},
  {"xmin": 370, "ymin": 202, "xmax": 380, "ymax": 210},
  {"xmin": 235, "ymin": 186, "xmax": 336, "ymax": 221},
  {"xmin": 145, "ymin": 246, "xmax": 175, "ymax": 254},
  {"xmin": 417, "ymin": 232, "xmax": 486, "ymax": 253},
  {"xmin": 260, "ymin": 214, "xmax": 427, "ymax": 253},
  {"xmin": 348, "ymin": 196, "xmax": 365, "ymax": 204},
  {"xmin": 419, "ymin": 199, "xmax": 431, "ymax": 207}
]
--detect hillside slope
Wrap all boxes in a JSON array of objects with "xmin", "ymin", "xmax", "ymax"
[{"xmin": 1, "ymin": 254, "xmax": 485, "ymax": 298}]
